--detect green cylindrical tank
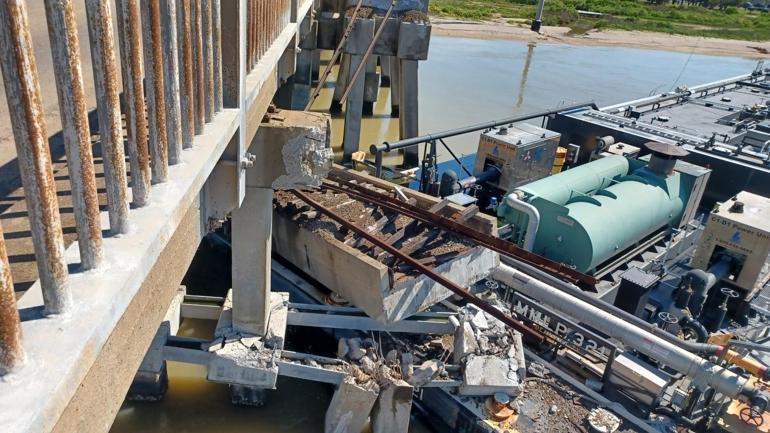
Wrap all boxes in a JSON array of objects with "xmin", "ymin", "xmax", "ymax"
[
  {"xmin": 517, "ymin": 155, "xmax": 630, "ymax": 204},
  {"xmin": 532, "ymin": 172, "xmax": 684, "ymax": 272},
  {"xmin": 499, "ymin": 155, "xmax": 686, "ymax": 273}
]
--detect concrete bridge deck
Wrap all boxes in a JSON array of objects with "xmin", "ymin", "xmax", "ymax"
[{"xmin": 0, "ymin": 1, "xmax": 316, "ymax": 432}]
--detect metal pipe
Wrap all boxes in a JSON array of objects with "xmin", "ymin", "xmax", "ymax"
[
  {"xmin": 44, "ymin": 0, "xmax": 103, "ymax": 269},
  {"xmin": 370, "ymin": 101, "xmax": 598, "ymax": 154},
  {"xmin": 192, "ymin": 0, "xmax": 205, "ymax": 133},
  {"xmin": 141, "ymin": 0, "xmax": 169, "ymax": 183},
  {"xmin": 160, "ymin": 0, "xmax": 183, "ymax": 165},
  {"xmin": 86, "ymin": 0, "xmax": 131, "ymax": 235},
  {"xmin": 504, "ymin": 191, "xmax": 539, "ymax": 251},
  {"xmin": 492, "ymin": 264, "xmax": 755, "ymax": 400},
  {"xmin": 291, "ymin": 189, "xmax": 545, "ymax": 344},
  {"xmin": 116, "ymin": 0, "xmax": 152, "ymax": 206},
  {"xmin": 212, "ymin": 0, "xmax": 223, "ymax": 113},
  {"xmin": 202, "ymin": 0, "xmax": 214, "ymax": 122},
  {"xmin": 531, "ymin": 0, "xmax": 545, "ymax": 32},
  {"xmin": 500, "ymin": 256, "xmax": 722, "ymax": 355},
  {"xmin": 177, "ymin": 0, "xmax": 195, "ymax": 147},
  {"xmin": 0, "ymin": 222, "xmax": 24, "ymax": 374}
]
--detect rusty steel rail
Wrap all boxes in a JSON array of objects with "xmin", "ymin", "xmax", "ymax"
[
  {"xmin": 291, "ymin": 189, "xmax": 546, "ymax": 344},
  {"xmin": 0, "ymin": 222, "xmax": 23, "ymax": 374},
  {"xmin": 0, "ymin": 0, "xmax": 71, "ymax": 314},
  {"xmin": 44, "ymin": 0, "xmax": 103, "ymax": 270},
  {"xmin": 324, "ymin": 177, "xmax": 600, "ymax": 290},
  {"xmin": 142, "ymin": 0, "xmax": 169, "ymax": 183},
  {"xmin": 213, "ymin": 0, "xmax": 223, "ymax": 112},
  {"xmin": 117, "ymin": 0, "xmax": 152, "ymax": 206},
  {"xmin": 193, "ymin": 0, "xmax": 205, "ymax": 134},
  {"xmin": 86, "ymin": 0, "xmax": 130, "ymax": 235}
]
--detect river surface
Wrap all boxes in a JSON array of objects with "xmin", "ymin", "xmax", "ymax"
[{"xmin": 110, "ymin": 36, "xmax": 759, "ymax": 433}]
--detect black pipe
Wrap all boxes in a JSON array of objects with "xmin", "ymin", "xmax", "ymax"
[
  {"xmin": 652, "ymin": 406, "xmax": 702, "ymax": 430},
  {"xmin": 369, "ymin": 101, "xmax": 598, "ymax": 154},
  {"xmin": 679, "ymin": 316, "xmax": 709, "ymax": 343}
]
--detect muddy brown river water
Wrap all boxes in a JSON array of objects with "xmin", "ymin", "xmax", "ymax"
[{"xmin": 109, "ymin": 35, "xmax": 759, "ymax": 433}]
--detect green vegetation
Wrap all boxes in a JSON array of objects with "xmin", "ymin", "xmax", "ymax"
[{"xmin": 429, "ymin": 0, "xmax": 770, "ymax": 41}]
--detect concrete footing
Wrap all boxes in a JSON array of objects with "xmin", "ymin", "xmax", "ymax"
[
  {"xmin": 325, "ymin": 377, "xmax": 379, "ymax": 433},
  {"xmin": 126, "ymin": 287, "xmax": 185, "ymax": 402},
  {"xmin": 231, "ymin": 385, "xmax": 268, "ymax": 407}
]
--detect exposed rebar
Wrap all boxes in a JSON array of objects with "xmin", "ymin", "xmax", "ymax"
[
  {"xmin": 0, "ymin": 222, "xmax": 24, "ymax": 374},
  {"xmin": 86, "ymin": 0, "xmax": 130, "ymax": 235},
  {"xmin": 116, "ymin": 0, "xmax": 152, "ymax": 207},
  {"xmin": 44, "ymin": 0, "xmax": 103, "ymax": 270},
  {"xmin": 141, "ymin": 0, "xmax": 169, "ymax": 183},
  {"xmin": 177, "ymin": 0, "xmax": 195, "ymax": 147},
  {"xmin": 160, "ymin": 0, "xmax": 182, "ymax": 165},
  {"xmin": 0, "ymin": 0, "xmax": 71, "ymax": 314}
]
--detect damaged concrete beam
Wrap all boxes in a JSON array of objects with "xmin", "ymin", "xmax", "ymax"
[
  {"xmin": 246, "ymin": 109, "xmax": 332, "ymax": 190},
  {"xmin": 325, "ymin": 376, "xmax": 379, "ymax": 433}
]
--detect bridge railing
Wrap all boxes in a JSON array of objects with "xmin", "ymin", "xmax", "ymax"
[{"xmin": 0, "ymin": 0, "xmax": 296, "ymax": 376}]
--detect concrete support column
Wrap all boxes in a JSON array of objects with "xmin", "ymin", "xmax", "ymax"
[
  {"xmin": 312, "ymin": 49, "xmax": 320, "ymax": 81},
  {"xmin": 380, "ymin": 55, "xmax": 391, "ymax": 87},
  {"xmin": 363, "ymin": 55, "xmax": 379, "ymax": 115},
  {"xmin": 371, "ymin": 380, "xmax": 414, "ymax": 433},
  {"xmin": 232, "ymin": 186, "xmax": 273, "ymax": 336},
  {"xmin": 342, "ymin": 53, "xmax": 365, "ymax": 164},
  {"xmin": 389, "ymin": 56, "xmax": 400, "ymax": 118},
  {"xmin": 292, "ymin": 14, "xmax": 315, "ymax": 109},
  {"xmin": 330, "ymin": 54, "xmax": 350, "ymax": 113},
  {"xmin": 399, "ymin": 59, "xmax": 419, "ymax": 167}
]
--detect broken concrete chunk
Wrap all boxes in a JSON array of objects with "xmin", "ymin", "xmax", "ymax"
[
  {"xmin": 471, "ymin": 310, "xmax": 489, "ymax": 330},
  {"xmin": 337, "ymin": 338, "xmax": 349, "ymax": 359},
  {"xmin": 346, "ymin": 338, "xmax": 366, "ymax": 361},
  {"xmin": 400, "ymin": 352, "xmax": 414, "ymax": 380},
  {"xmin": 371, "ymin": 379, "xmax": 414, "ymax": 433},
  {"xmin": 527, "ymin": 362, "xmax": 548, "ymax": 379},
  {"xmin": 460, "ymin": 355, "xmax": 523, "ymax": 397},
  {"xmin": 385, "ymin": 349, "xmax": 398, "ymax": 364},
  {"xmin": 453, "ymin": 320, "xmax": 479, "ymax": 363},
  {"xmin": 407, "ymin": 360, "xmax": 443, "ymax": 387},
  {"xmin": 240, "ymin": 336, "xmax": 263, "ymax": 350},
  {"xmin": 325, "ymin": 377, "xmax": 379, "ymax": 433}
]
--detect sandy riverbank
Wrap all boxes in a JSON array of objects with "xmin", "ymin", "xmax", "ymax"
[{"xmin": 431, "ymin": 18, "xmax": 770, "ymax": 59}]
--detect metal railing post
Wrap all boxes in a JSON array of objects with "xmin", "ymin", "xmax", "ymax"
[
  {"xmin": 0, "ymin": 0, "xmax": 71, "ymax": 314},
  {"xmin": 0, "ymin": 222, "xmax": 24, "ymax": 374},
  {"xmin": 85, "ymin": 0, "xmax": 131, "ymax": 234},
  {"xmin": 116, "ymin": 0, "xmax": 152, "ymax": 206},
  {"xmin": 141, "ymin": 0, "xmax": 169, "ymax": 183},
  {"xmin": 44, "ymin": 0, "xmax": 103, "ymax": 269}
]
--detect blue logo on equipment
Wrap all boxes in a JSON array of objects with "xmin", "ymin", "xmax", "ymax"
[{"xmin": 731, "ymin": 231, "xmax": 741, "ymax": 243}]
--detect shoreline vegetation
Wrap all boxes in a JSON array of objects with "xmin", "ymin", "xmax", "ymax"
[
  {"xmin": 431, "ymin": 18, "xmax": 770, "ymax": 58},
  {"xmin": 428, "ymin": 0, "xmax": 770, "ymax": 57},
  {"xmin": 429, "ymin": 0, "xmax": 770, "ymax": 40}
]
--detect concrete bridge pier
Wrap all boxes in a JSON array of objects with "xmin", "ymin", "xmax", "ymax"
[
  {"xmin": 396, "ymin": 21, "xmax": 431, "ymax": 168},
  {"xmin": 341, "ymin": 17, "xmax": 374, "ymax": 164},
  {"xmin": 380, "ymin": 55, "xmax": 392, "ymax": 87},
  {"xmin": 291, "ymin": 14, "xmax": 317, "ymax": 109},
  {"xmin": 211, "ymin": 109, "xmax": 332, "ymax": 406},
  {"xmin": 362, "ymin": 56, "xmax": 379, "ymax": 116},
  {"xmin": 330, "ymin": 55, "xmax": 349, "ymax": 113}
]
